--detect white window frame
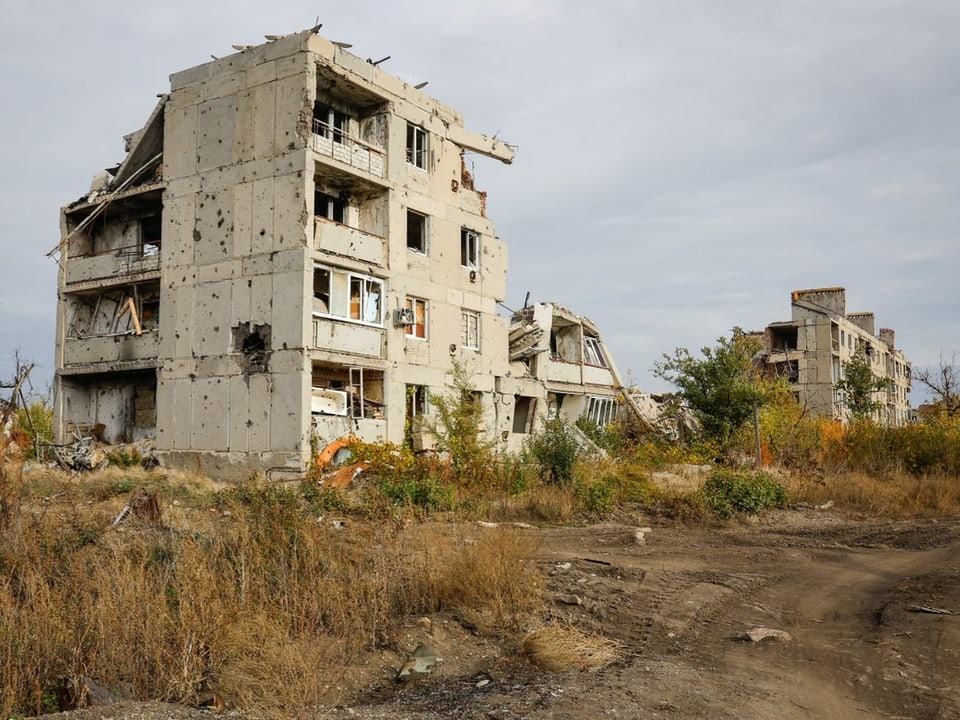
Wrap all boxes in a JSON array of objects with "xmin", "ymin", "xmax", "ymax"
[
  {"xmin": 583, "ymin": 336, "xmax": 606, "ymax": 367},
  {"xmin": 407, "ymin": 210, "xmax": 428, "ymax": 254},
  {"xmin": 406, "ymin": 123, "xmax": 428, "ymax": 169},
  {"xmin": 405, "ymin": 296, "xmax": 428, "ymax": 339},
  {"xmin": 584, "ymin": 395, "xmax": 616, "ymax": 428},
  {"xmin": 313, "ymin": 264, "xmax": 383, "ymax": 326},
  {"xmin": 461, "ymin": 309, "xmax": 480, "ymax": 350},
  {"xmin": 461, "ymin": 228, "xmax": 480, "ymax": 269},
  {"xmin": 314, "ymin": 104, "xmax": 348, "ymax": 143}
]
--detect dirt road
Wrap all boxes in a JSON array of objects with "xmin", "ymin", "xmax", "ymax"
[
  {"xmin": 51, "ymin": 508, "xmax": 960, "ymax": 719},
  {"xmin": 338, "ymin": 509, "xmax": 960, "ymax": 719}
]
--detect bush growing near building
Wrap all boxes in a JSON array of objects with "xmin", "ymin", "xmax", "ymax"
[
  {"xmin": 524, "ymin": 416, "xmax": 581, "ymax": 485},
  {"xmin": 699, "ymin": 470, "xmax": 788, "ymax": 519}
]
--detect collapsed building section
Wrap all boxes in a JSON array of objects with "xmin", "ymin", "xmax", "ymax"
[
  {"xmin": 757, "ymin": 287, "xmax": 912, "ymax": 426},
  {"xmin": 53, "ymin": 28, "xmax": 638, "ymax": 477}
]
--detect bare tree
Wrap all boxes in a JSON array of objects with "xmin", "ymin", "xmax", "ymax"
[{"xmin": 915, "ymin": 352, "xmax": 960, "ymax": 418}]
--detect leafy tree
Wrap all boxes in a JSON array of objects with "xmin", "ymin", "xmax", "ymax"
[
  {"xmin": 654, "ymin": 328, "xmax": 782, "ymax": 449},
  {"xmin": 835, "ymin": 350, "xmax": 887, "ymax": 421},
  {"xmin": 425, "ymin": 359, "xmax": 496, "ymax": 480}
]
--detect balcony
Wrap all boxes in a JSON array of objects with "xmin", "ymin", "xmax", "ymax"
[
  {"xmin": 314, "ymin": 218, "xmax": 385, "ymax": 266},
  {"xmin": 312, "ymin": 121, "xmax": 385, "ymax": 179},
  {"xmin": 312, "ymin": 318, "xmax": 384, "ymax": 359},
  {"xmin": 65, "ymin": 248, "xmax": 160, "ymax": 288},
  {"xmin": 62, "ymin": 332, "xmax": 160, "ymax": 369}
]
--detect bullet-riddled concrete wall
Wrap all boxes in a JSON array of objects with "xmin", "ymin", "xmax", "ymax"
[{"xmin": 156, "ymin": 35, "xmax": 313, "ymax": 477}]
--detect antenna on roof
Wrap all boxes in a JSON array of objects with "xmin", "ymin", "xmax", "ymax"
[
  {"xmin": 413, "ymin": 81, "xmax": 428, "ymax": 90},
  {"xmin": 368, "ymin": 56, "xmax": 391, "ymax": 66},
  {"xmin": 523, "ymin": 291, "xmax": 531, "ymax": 309},
  {"xmin": 310, "ymin": 20, "xmax": 323, "ymax": 33}
]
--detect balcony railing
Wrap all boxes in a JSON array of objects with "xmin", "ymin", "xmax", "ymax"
[
  {"xmin": 312, "ymin": 121, "xmax": 385, "ymax": 178},
  {"xmin": 65, "ymin": 246, "xmax": 160, "ymax": 286}
]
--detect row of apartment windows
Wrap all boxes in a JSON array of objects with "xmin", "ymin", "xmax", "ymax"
[
  {"xmin": 312, "ymin": 264, "xmax": 480, "ymax": 349},
  {"xmin": 407, "ymin": 210, "xmax": 480, "ymax": 269}
]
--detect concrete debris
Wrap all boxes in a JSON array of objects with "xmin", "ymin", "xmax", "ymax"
[
  {"xmin": 54, "ymin": 437, "xmax": 156, "ymax": 472},
  {"xmin": 736, "ymin": 627, "xmax": 792, "ymax": 643},
  {"xmin": 397, "ymin": 644, "xmax": 438, "ymax": 681}
]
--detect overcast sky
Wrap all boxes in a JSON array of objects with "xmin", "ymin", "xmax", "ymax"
[{"xmin": 2, "ymin": 1, "xmax": 958, "ymax": 402}]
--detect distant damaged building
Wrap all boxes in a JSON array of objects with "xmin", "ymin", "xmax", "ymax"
[
  {"xmin": 758, "ymin": 287, "xmax": 912, "ymax": 426},
  {"xmin": 53, "ymin": 28, "xmax": 635, "ymax": 477}
]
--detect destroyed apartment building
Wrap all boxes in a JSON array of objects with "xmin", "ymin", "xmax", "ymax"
[
  {"xmin": 53, "ymin": 27, "xmax": 634, "ymax": 478},
  {"xmin": 757, "ymin": 287, "xmax": 912, "ymax": 426}
]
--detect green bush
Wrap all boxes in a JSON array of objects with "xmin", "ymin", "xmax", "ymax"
[
  {"xmin": 524, "ymin": 417, "xmax": 581, "ymax": 485},
  {"xmin": 699, "ymin": 470, "xmax": 787, "ymax": 519}
]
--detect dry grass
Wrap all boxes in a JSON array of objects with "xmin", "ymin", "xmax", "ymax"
[
  {"xmin": 0, "ymin": 465, "xmax": 545, "ymax": 718},
  {"xmin": 520, "ymin": 623, "xmax": 624, "ymax": 672},
  {"xmin": 783, "ymin": 470, "xmax": 960, "ymax": 519}
]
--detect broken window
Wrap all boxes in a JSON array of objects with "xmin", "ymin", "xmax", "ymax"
[
  {"xmin": 461, "ymin": 310, "xmax": 480, "ymax": 350},
  {"xmin": 314, "ymin": 103, "xmax": 348, "ymax": 143},
  {"xmin": 312, "ymin": 364, "xmax": 384, "ymax": 420},
  {"xmin": 461, "ymin": 228, "xmax": 479, "ymax": 269},
  {"xmin": 139, "ymin": 214, "xmax": 162, "ymax": 256},
  {"xmin": 313, "ymin": 265, "xmax": 383, "ymax": 325},
  {"xmin": 405, "ymin": 297, "xmax": 427, "ymax": 339},
  {"xmin": 583, "ymin": 336, "xmax": 606, "ymax": 367},
  {"xmin": 512, "ymin": 396, "xmax": 537, "ymax": 434},
  {"xmin": 406, "ymin": 123, "xmax": 428, "ymax": 169},
  {"xmin": 584, "ymin": 396, "xmax": 616, "ymax": 428},
  {"xmin": 550, "ymin": 323, "xmax": 580, "ymax": 363},
  {"xmin": 66, "ymin": 284, "xmax": 161, "ymax": 338},
  {"xmin": 407, "ymin": 210, "xmax": 427, "ymax": 253},
  {"xmin": 314, "ymin": 190, "xmax": 345, "ymax": 223}
]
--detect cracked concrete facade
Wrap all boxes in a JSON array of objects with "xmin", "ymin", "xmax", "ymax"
[
  {"xmin": 759, "ymin": 287, "xmax": 912, "ymax": 426},
  {"xmin": 54, "ymin": 28, "xmax": 630, "ymax": 478}
]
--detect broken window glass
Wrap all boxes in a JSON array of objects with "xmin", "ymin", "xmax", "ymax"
[
  {"xmin": 314, "ymin": 190, "xmax": 345, "ymax": 223},
  {"xmin": 313, "ymin": 265, "xmax": 383, "ymax": 325},
  {"xmin": 314, "ymin": 104, "xmax": 348, "ymax": 143},
  {"xmin": 406, "ymin": 123, "xmax": 428, "ymax": 169},
  {"xmin": 583, "ymin": 336, "xmax": 606, "ymax": 367},
  {"xmin": 461, "ymin": 228, "xmax": 479, "ymax": 269},
  {"xmin": 584, "ymin": 396, "xmax": 616, "ymax": 428}
]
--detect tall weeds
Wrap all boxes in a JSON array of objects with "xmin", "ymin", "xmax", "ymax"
[{"xmin": 0, "ymin": 475, "xmax": 543, "ymax": 717}]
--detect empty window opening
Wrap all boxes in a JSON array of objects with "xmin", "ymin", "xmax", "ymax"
[
  {"xmin": 550, "ymin": 323, "xmax": 580, "ymax": 363},
  {"xmin": 314, "ymin": 103, "xmax": 348, "ymax": 143},
  {"xmin": 314, "ymin": 190, "xmax": 345, "ymax": 223},
  {"xmin": 584, "ymin": 396, "xmax": 616, "ymax": 428},
  {"xmin": 406, "ymin": 123, "xmax": 428, "ymax": 169},
  {"xmin": 583, "ymin": 336, "xmax": 606, "ymax": 367},
  {"xmin": 313, "ymin": 265, "xmax": 382, "ymax": 324},
  {"xmin": 769, "ymin": 325, "xmax": 798, "ymax": 351},
  {"xmin": 512, "ymin": 396, "xmax": 537, "ymax": 434},
  {"xmin": 405, "ymin": 297, "xmax": 427, "ymax": 339},
  {"xmin": 139, "ymin": 215, "xmax": 162, "ymax": 256},
  {"xmin": 461, "ymin": 228, "xmax": 479, "ymax": 269},
  {"xmin": 407, "ymin": 210, "xmax": 427, "ymax": 253},
  {"xmin": 461, "ymin": 310, "xmax": 480, "ymax": 350}
]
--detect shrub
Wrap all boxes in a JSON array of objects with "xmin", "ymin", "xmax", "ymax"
[
  {"xmin": 525, "ymin": 417, "xmax": 581, "ymax": 485},
  {"xmin": 699, "ymin": 470, "xmax": 787, "ymax": 519}
]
